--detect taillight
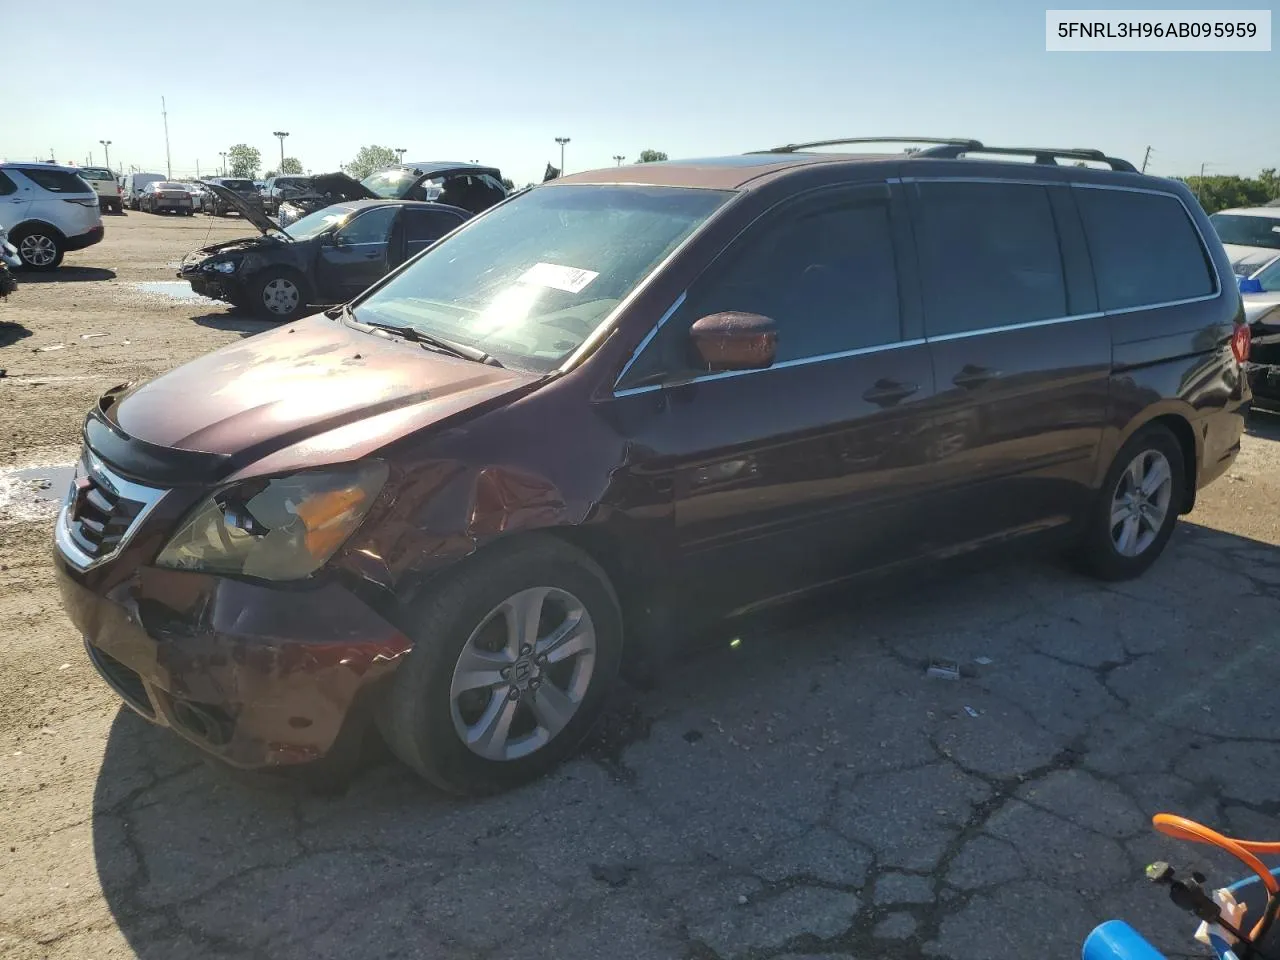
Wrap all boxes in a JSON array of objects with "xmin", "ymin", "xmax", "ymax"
[{"xmin": 1231, "ymin": 324, "xmax": 1251, "ymax": 365}]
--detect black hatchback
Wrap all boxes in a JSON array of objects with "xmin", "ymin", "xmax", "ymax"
[{"xmin": 179, "ymin": 182, "xmax": 472, "ymax": 320}]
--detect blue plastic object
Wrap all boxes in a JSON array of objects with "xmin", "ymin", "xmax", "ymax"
[
  {"xmin": 1240, "ymin": 276, "xmax": 1264, "ymax": 293},
  {"xmin": 1082, "ymin": 920, "xmax": 1166, "ymax": 960}
]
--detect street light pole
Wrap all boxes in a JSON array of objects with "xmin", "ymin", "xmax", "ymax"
[
  {"xmin": 613, "ymin": 154, "xmax": 625, "ymax": 166},
  {"xmin": 395, "ymin": 148, "xmax": 406, "ymax": 164},
  {"xmin": 219, "ymin": 151, "xmax": 227, "ymax": 176},
  {"xmin": 273, "ymin": 131, "xmax": 289, "ymax": 171},
  {"xmin": 555, "ymin": 137, "xmax": 570, "ymax": 174},
  {"xmin": 99, "ymin": 140, "xmax": 112, "ymax": 171}
]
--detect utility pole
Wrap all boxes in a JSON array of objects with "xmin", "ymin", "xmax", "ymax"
[
  {"xmin": 555, "ymin": 136, "xmax": 570, "ymax": 174},
  {"xmin": 162, "ymin": 96, "xmax": 172, "ymax": 178},
  {"xmin": 196, "ymin": 159, "xmax": 200, "ymax": 178},
  {"xmin": 272, "ymin": 131, "xmax": 289, "ymax": 170},
  {"xmin": 1140, "ymin": 145, "xmax": 1152, "ymax": 174},
  {"xmin": 613, "ymin": 154, "xmax": 625, "ymax": 166},
  {"xmin": 99, "ymin": 140, "xmax": 112, "ymax": 171},
  {"xmin": 219, "ymin": 151, "xmax": 227, "ymax": 176}
]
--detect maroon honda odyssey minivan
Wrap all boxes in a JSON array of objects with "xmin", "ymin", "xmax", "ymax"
[{"xmin": 54, "ymin": 138, "xmax": 1251, "ymax": 794}]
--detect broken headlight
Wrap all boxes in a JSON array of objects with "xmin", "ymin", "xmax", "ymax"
[
  {"xmin": 154, "ymin": 463, "xmax": 387, "ymax": 580},
  {"xmin": 205, "ymin": 259, "xmax": 238, "ymax": 274}
]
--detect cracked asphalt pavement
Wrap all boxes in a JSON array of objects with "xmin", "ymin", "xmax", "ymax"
[{"xmin": 3, "ymin": 215, "xmax": 1280, "ymax": 959}]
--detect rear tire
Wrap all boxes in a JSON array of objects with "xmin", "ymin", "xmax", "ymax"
[
  {"xmin": 12, "ymin": 227, "xmax": 64, "ymax": 270},
  {"xmin": 1075, "ymin": 423, "xmax": 1186, "ymax": 581},
  {"xmin": 377, "ymin": 536, "xmax": 623, "ymax": 796}
]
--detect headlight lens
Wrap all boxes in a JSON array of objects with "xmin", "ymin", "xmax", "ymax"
[
  {"xmin": 155, "ymin": 463, "xmax": 388, "ymax": 580},
  {"xmin": 209, "ymin": 260, "xmax": 237, "ymax": 274}
]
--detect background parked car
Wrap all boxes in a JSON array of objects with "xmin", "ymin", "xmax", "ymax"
[
  {"xmin": 277, "ymin": 162, "xmax": 506, "ymax": 227},
  {"xmin": 122, "ymin": 172, "xmax": 166, "ymax": 211},
  {"xmin": 203, "ymin": 178, "xmax": 264, "ymax": 217},
  {"xmin": 1209, "ymin": 206, "xmax": 1280, "ymax": 276},
  {"xmin": 0, "ymin": 163, "xmax": 104, "ymax": 269},
  {"xmin": 139, "ymin": 181, "xmax": 194, "ymax": 215},
  {"xmin": 178, "ymin": 182, "xmax": 210, "ymax": 212},
  {"xmin": 261, "ymin": 176, "xmax": 312, "ymax": 215},
  {"xmin": 179, "ymin": 181, "xmax": 471, "ymax": 320},
  {"xmin": 76, "ymin": 166, "xmax": 123, "ymax": 213}
]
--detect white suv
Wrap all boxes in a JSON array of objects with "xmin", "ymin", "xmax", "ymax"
[{"xmin": 0, "ymin": 164, "xmax": 104, "ymax": 270}]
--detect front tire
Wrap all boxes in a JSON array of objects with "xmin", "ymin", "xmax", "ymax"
[
  {"xmin": 377, "ymin": 536, "xmax": 623, "ymax": 796},
  {"xmin": 12, "ymin": 227, "xmax": 64, "ymax": 270},
  {"xmin": 248, "ymin": 269, "xmax": 309, "ymax": 321},
  {"xmin": 1076, "ymin": 423, "xmax": 1185, "ymax": 581}
]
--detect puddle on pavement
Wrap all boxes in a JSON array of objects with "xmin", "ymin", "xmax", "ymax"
[
  {"xmin": 131, "ymin": 281, "xmax": 218, "ymax": 304},
  {"xmin": 0, "ymin": 462, "xmax": 75, "ymax": 524}
]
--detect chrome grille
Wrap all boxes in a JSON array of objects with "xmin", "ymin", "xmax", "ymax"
[{"xmin": 56, "ymin": 451, "xmax": 166, "ymax": 569}]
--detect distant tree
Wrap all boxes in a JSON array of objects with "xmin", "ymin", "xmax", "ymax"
[
  {"xmin": 1175, "ymin": 173, "xmax": 1277, "ymax": 214},
  {"xmin": 501, "ymin": 177, "xmax": 514, "ymax": 191},
  {"xmin": 227, "ymin": 144, "xmax": 261, "ymax": 179},
  {"xmin": 280, "ymin": 157, "xmax": 304, "ymax": 175},
  {"xmin": 263, "ymin": 170, "xmax": 277, "ymax": 179},
  {"xmin": 637, "ymin": 149, "xmax": 668, "ymax": 163},
  {"xmin": 344, "ymin": 145, "xmax": 399, "ymax": 180}
]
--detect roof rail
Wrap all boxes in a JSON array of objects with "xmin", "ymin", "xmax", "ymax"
[
  {"xmin": 912, "ymin": 143, "xmax": 1136, "ymax": 172},
  {"xmin": 755, "ymin": 137, "xmax": 984, "ymax": 155}
]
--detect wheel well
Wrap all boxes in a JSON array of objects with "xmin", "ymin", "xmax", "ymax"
[
  {"xmin": 1145, "ymin": 413, "xmax": 1198, "ymax": 514},
  {"xmin": 10, "ymin": 220, "xmax": 66, "ymax": 243}
]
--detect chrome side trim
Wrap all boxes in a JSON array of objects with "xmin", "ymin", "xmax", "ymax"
[
  {"xmin": 612, "ymin": 338, "xmax": 928, "ymax": 397},
  {"xmin": 54, "ymin": 450, "xmax": 168, "ymax": 571},
  {"xmin": 927, "ymin": 312, "xmax": 1105, "ymax": 343}
]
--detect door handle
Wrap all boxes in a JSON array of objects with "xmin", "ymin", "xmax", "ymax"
[
  {"xmin": 862, "ymin": 378, "xmax": 919, "ymax": 406},
  {"xmin": 952, "ymin": 365, "xmax": 1001, "ymax": 389}
]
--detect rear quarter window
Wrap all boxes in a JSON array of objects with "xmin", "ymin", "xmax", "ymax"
[
  {"xmin": 1074, "ymin": 187, "xmax": 1215, "ymax": 311},
  {"xmin": 17, "ymin": 167, "xmax": 92, "ymax": 194}
]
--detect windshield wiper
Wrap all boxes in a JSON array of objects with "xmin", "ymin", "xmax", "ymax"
[{"xmin": 339, "ymin": 305, "xmax": 502, "ymax": 367}]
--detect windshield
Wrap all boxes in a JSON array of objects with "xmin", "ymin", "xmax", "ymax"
[
  {"xmin": 361, "ymin": 168, "xmax": 419, "ymax": 199},
  {"xmin": 350, "ymin": 184, "xmax": 731, "ymax": 373},
  {"xmin": 1210, "ymin": 213, "xmax": 1280, "ymax": 251},
  {"xmin": 283, "ymin": 204, "xmax": 357, "ymax": 240}
]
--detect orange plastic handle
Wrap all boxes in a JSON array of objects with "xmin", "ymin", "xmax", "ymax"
[{"xmin": 1152, "ymin": 813, "xmax": 1280, "ymax": 896}]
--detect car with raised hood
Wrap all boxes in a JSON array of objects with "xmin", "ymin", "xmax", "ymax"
[
  {"xmin": 276, "ymin": 162, "xmax": 506, "ymax": 227},
  {"xmin": 55, "ymin": 138, "xmax": 1251, "ymax": 796},
  {"xmin": 178, "ymin": 180, "xmax": 472, "ymax": 320},
  {"xmin": 77, "ymin": 166, "xmax": 124, "ymax": 213},
  {"xmin": 261, "ymin": 175, "xmax": 312, "ymax": 214},
  {"xmin": 1240, "ymin": 256, "xmax": 1280, "ymax": 410},
  {"xmin": 0, "ymin": 163, "xmax": 104, "ymax": 270},
  {"xmin": 1209, "ymin": 206, "xmax": 1280, "ymax": 277}
]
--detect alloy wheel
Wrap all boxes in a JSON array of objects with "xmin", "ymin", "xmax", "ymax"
[
  {"xmin": 1110, "ymin": 448, "xmax": 1173, "ymax": 557},
  {"xmin": 449, "ymin": 586, "xmax": 597, "ymax": 762},
  {"xmin": 261, "ymin": 277, "xmax": 299, "ymax": 315},
  {"xmin": 18, "ymin": 234, "xmax": 56, "ymax": 267}
]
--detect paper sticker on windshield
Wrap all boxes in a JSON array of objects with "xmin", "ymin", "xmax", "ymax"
[{"xmin": 519, "ymin": 262, "xmax": 599, "ymax": 294}]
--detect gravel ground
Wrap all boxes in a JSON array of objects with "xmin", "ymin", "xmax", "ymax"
[{"xmin": 2, "ymin": 213, "xmax": 1280, "ymax": 959}]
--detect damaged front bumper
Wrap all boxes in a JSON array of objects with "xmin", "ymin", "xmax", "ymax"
[
  {"xmin": 53, "ymin": 550, "xmax": 412, "ymax": 769},
  {"xmin": 178, "ymin": 266, "xmax": 244, "ymax": 305}
]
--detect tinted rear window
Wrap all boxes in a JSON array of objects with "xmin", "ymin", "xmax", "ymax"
[
  {"xmin": 1076, "ymin": 188, "xmax": 1215, "ymax": 311},
  {"xmin": 79, "ymin": 167, "xmax": 114, "ymax": 180},
  {"xmin": 219, "ymin": 179, "xmax": 254, "ymax": 191},
  {"xmin": 912, "ymin": 181, "xmax": 1067, "ymax": 337},
  {"xmin": 18, "ymin": 167, "xmax": 92, "ymax": 194}
]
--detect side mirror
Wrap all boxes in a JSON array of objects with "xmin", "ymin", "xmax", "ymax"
[
  {"xmin": 328, "ymin": 232, "xmax": 347, "ymax": 247},
  {"xmin": 689, "ymin": 312, "xmax": 777, "ymax": 371}
]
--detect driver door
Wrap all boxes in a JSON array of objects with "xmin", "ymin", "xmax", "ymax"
[{"xmin": 316, "ymin": 205, "xmax": 401, "ymax": 301}]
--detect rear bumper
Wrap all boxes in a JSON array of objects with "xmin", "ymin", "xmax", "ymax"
[
  {"xmin": 65, "ymin": 224, "xmax": 105, "ymax": 251},
  {"xmin": 54, "ymin": 549, "xmax": 412, "ymax": 769}
]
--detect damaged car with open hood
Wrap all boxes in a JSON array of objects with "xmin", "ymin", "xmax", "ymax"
[
  {"xmin": 178, "ymin": 180, "xmax": 473, "ymax": 320},
  {"xmin": 277, "ymin": 162, "xmax": 507, "ymax": 227}
]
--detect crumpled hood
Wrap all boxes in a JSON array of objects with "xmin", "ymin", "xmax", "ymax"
[{"xmin": 110, "ymin": 315, "xmax": 535, "ymax": 456}]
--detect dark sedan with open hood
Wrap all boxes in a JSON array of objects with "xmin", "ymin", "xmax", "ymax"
[
  {"xmin": 179, "ymin": 181, "xmax": 472, "ymax": 320},
  {"xmin": 277, "ymin": 162, "xmax": 507, "ymax": 227}
]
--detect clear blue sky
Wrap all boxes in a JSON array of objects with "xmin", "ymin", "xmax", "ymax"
[{"xmin": 4, "ymin": 0, "xmax": 1275, "ymax": 185}]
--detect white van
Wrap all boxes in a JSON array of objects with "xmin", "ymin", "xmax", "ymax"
[
  {"xmin": 0, "ymin": 163, "xmax": 104, "ymax": 269},
  {"xmin": 122, "ymin": 172, "xmax": 166, "ymax": 211}
]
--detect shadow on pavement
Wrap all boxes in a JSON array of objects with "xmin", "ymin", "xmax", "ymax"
[
  {"xmin": 90, "ymin": 523, "xmax": 1280, "ymax": 959},
  {"xmin": 192, "ymin": 313, "xmax": 279, "ymax": 338},
  {"xmin": 19, "ymin": 267, "xmax": 117, "ymax": 284},
  {"xmin": 1246, "ymin": 407, "xmax": 1280, "ymax": 440},
  {"xmin": 1, "ymin": 320, "xmax": 33, "ymax": 348}
]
